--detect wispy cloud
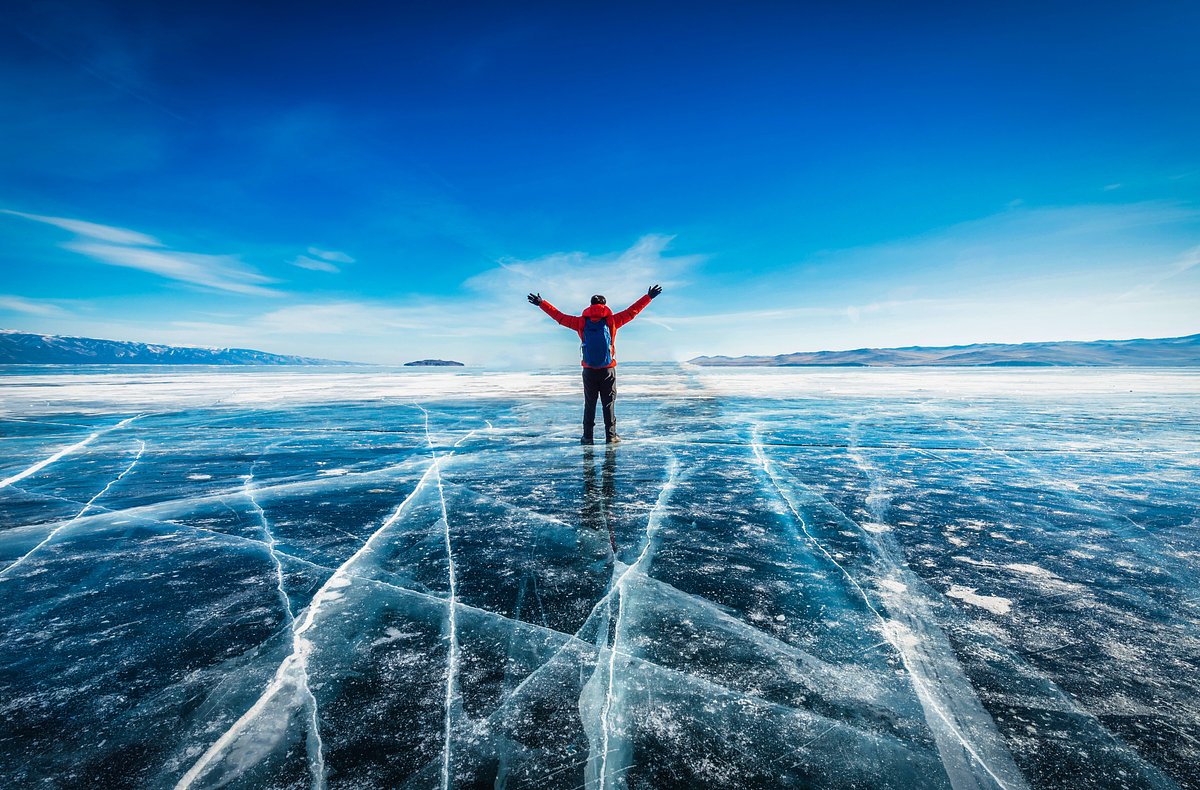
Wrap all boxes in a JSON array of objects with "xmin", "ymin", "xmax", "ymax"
[
  {"xmin": 66, "ymin": 242, "xmax": 281, "ymax": 296},
  {"xmin": 290, "ymin": 246, "xmax": 355, "ymax": 273},
  {"xmin": 466, "ymin": 233, "xmax": 702, "ymax": 309},
  {"xmin": 253, "ymin": 302, "xmax": 436, "ymax": 334},
  {"xmin": 0, "ymin": 294, "xmax": 68, "ymax": 317},
  {"xmin": 148, "ymin": 236, "xmax": 703, "ymax": 363},
  {"xmin": 1117, "ymin": 244, "xmax": 1200, "ymax": 302},
  {"xmin": 290, "ymin": 255, "xmax": 341, "ymax": 273},
  {"xmin": 695, "ymin": 201, "xmax": 1200, "ymax": 355},
  {"xmin": 1, "ymin": 209, "xmax": 161, "ymax": 246},
  {"xmin": 11, "ymin": 206, "xmax": 1197, "ymax": 365},
  {"xmin": 307, "ymin": 247, "xmax": 354, "ymax": 264},
  {"xmin": 4, "ymin": 210, "xmax": 283, "ymax": 296},
  {"xmin": 657, "ymin": 298, "xmax": 953, "ymax": 327},
  {"xmin": 250, "ymin": 299, "xmax": 535, "ymax": 340}
]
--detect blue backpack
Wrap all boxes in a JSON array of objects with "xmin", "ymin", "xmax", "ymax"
[{"xmin": 581, "ymin": 318, "xmax": 613, "ymax": 367}]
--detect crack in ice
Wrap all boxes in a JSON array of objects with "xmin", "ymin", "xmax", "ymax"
[
  {"xmin": 589, "ymin": 454, "xmax": 680, "ymax": 790},
  {"xmin": 0, "ymin": 414, "xmax": 141, "ymax": 489},
  {"xmin": 476, "ymin": 467, "xmax": 867, "ymax": 734},
  {"xmin": 436, "ymin": 453, "xmax": 459, "ymax": 790},
  {"xmin": 245, "ymin": 460, "xmax": 326, "ymax": 790},
  {"xmin": 357, "ymin": 569, "xmax": 905, "ymax": 737},
  {"xmin": 0, "ymin": 438, "xmax": 145, "ymax": 579},
  {"xmin": 751, "ymin": 425, "xmax": 1028, "ymax": 790},
  {"xmin": 175, "ymin": 459, "xmax": 439, "ymax": 790},
  {"xmin": 21, "ymin": 453, "xmax": 431, "ymax": 538},
  {"xmin": 937, "ymin": 415, "xmax": 1174, "ymax": 546},
  {"xmin": 5, "ymin": 482, "xmax": 113, "ymax": 510},
  {"xmin": 415, "ymin": 404, "xmax": 461, "ymax": 790},
  {"xmin": 331, "ymin": 526, "xmax": 940, "ymax": 788},
  {"xmin": 452, "ymin": 419, "xmax": 494, "ymax": 448}
]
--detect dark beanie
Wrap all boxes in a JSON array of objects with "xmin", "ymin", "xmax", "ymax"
[{"xmin": 590, "ymin": 294, "xmax": 606, "ymax": 305}]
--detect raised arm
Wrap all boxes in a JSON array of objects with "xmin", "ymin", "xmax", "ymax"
[
  {"xmin": 611, "ymin": 284, "xmax": 662, "ymax": 329},
  {"xmin": 528, "ymin": 293, "xmax": 584, "ymax": 331}
]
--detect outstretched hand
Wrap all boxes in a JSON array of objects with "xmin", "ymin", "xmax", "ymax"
[
  {"xmin": 648, "ymin": 284, "xmax": 663, "ymax": 299},
  {"xmin": 527, "ymin": 292, "xmax": 542, "ymax": 306}
]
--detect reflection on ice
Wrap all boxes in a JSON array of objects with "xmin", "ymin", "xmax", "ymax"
[{"xmin": 0, "ymin": 365, "xmax": 1197, "ymax": 789}]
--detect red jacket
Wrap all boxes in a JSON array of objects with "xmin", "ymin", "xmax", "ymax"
[{"xmin": 538, "ymin": 294, "xmax": 653, "ymax": 368}]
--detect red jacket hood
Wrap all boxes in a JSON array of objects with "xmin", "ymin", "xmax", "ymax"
[{"xmin": 582, "ymin": 304, "xmax": 613, "ymax": 321}]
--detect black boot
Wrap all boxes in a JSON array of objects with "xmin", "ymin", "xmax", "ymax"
[{"xmin": 581, "ymin": 436, "xmax": 594, "ymax": 445}]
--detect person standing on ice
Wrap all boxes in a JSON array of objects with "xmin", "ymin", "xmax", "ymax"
[{"xmin": 527, "ymin": 285, "xmax": 663, "ymax": 445}]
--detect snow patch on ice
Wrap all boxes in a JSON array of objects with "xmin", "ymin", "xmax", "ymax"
[
  {"xmin": 881, "ymin": 620, "xmax": 919, "ymax": 650},
  {"xmin": 1004, "ymin": 563, "xmax": 1056, "ymax": 579},
  {"xmin": 947, "ymin": 585, "xmax": 1012, "ymax": 615},
  {"xmin": 370, "ymin": 627, "xmax": 414, "ymax": 648}
]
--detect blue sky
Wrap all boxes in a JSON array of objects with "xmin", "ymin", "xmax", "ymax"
[{"xmin": 1, "ymin": 0, "xmax": 1197, "ymax": 365}]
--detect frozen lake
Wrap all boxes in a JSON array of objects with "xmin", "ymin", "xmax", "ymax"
[{"xmin": 1, "ymin": 365, "xmax": 1197, "ymax": 789}]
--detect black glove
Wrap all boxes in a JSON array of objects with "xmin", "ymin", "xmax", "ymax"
[
  {"xmin": 527, "ymin": 292, "xmax": 542, "ymax": 306},
  {"xmin": 647, "ymin": 284, "xmax": 662, "ymax": 299}
]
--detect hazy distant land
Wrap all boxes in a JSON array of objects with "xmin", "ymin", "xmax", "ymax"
[
  {"xmin": 0, "ymin": 330, "xmax": 352, "ymax": 366},
  {"xmin": 690, "ymin": 333, "xmax": 1200, "ymax": 367},
  {"xmin": 7, "ymin": 329, "xmax": 1198, "ymax": 368}
]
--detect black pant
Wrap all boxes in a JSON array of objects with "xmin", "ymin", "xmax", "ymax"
[{"xmin": 582, "ymin": 367, "xmax": 616, "ymax": 439}]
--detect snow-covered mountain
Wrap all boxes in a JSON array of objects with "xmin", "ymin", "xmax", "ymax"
[
  {"xmin": 0, "ymin": 330, "xmax": 354, "ymax": 365},
  {"xmin": 690, "ymin": 333, "xmax": 1200, "ymax": 367}
]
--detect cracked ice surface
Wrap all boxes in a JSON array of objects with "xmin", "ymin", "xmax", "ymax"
[{"xmin": 1, "ymin": 364, "xmax": 1198, "ymax": 789}]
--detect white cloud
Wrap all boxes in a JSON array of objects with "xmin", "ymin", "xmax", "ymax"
[
  {"xmin": 2, "ymin": 209, "xmax": 161, "ymax": 246},
  {"xmin": 465, "ymin": 233, "xmax": 701, "ymax": 311},
  {"xmin": 674, "ymin": 203, "xmax": 1200, "ymax": 356},
  {"xmin": 1117, "ymin": 244, "xmax": 1200, "ymax": 302},
  {"xmin": 306, "ymin": 247, "xmax": 355, "ymax": 264},
  {"xmin": 134, "ymin": 236, "xmax": 704, "ymax": 364},
  {"xmin": 255, "ymin": 302, "xmax": 435, "ymax": 334},
  {"xmin": 0, "ymin": 294, "xmax": 68, "ymax": 317},
  {"xmin": 10, "ymin": 207, "xmax": 1196, "ymax": 365},
  {"xmin": 4, "ymin": 208, "xmax": 283, "ymax": 297},
  {"xmin": 291, "ymin": 255, "xmax": 341, "ymax": 273},
  {"xmin": 65, "ymin": 242, "xmax": 281, "ymax": 296}
]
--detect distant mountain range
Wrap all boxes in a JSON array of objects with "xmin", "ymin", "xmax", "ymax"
[
  {"xmin": 0, "ymin": 330, "xmax": 353, "ymax": 365},
  {"xmin": 690, "ymin": 333, "xmax": 1200, "ymax": 367}
]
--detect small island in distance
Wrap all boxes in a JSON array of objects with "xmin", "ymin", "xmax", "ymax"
[
  {"xmin": 404, "ymin": 359, "xmax": 465, "ymax": 367},
  {"xmin": 690, "ymin": 332, "xmax": 1200, "ymax": 367}
]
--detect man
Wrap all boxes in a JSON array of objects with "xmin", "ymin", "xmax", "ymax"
[{"xmin": 528, "ymin": 284, "xmax": 663, "ymax": 444}]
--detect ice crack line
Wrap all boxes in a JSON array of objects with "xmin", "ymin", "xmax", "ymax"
[
  {"xmin": 356, "ymin": 572, "xmax": 866, "ymax": 733},
  {"xmin": 0, "ymin": 438, "xmax": 145, "ymax": 579},
  {"xmin": 751, "ymin": 426, "xmax": 1026, "ymax": 790},
  {"xmin": 487, "ymin": 458, "xmax": 682, "ymax": 727},
  {"xmin": 176, "ymin": 460, "xmax": 438, "ymax": 790},
  {"xmin": 407, "ymin": 452, "xmax": 684, "ymax": 788},
  {"xmin": 0, "ymin": 414, "xmax": 141, "ymax": 489},
  {"xmin": 245, "ymin": 462, "xmax": 326, "ymax": 790},
  {"xmin": 415, "ymin": 404, "xmax": 460, "ymax": 790},
  {"xmin": 452, "ymin": 419, "xmax": 494, "ymax": 448},
  {"xmin": 750, "ymin": 431, "xmax": 884, "ymax": 623},
  {"xmin": 940, "ymin": 414, "xmax": 1150, "ymax": 535},
  {"xmin": 30, "ymin": 454, "xmax": 431, "ymax": 538},
  {"xmin": 591, "ymin": 453, "xmax": 680, "ymax": 790}
]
